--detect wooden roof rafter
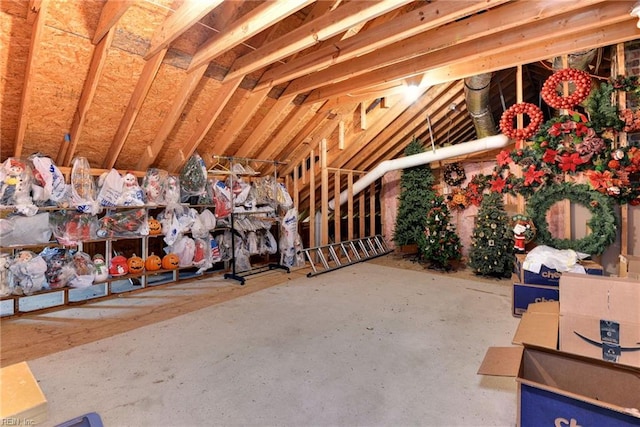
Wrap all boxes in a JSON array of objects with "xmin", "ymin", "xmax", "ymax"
[
  {"xmin": 92, "ymin": 0, "xmax": 136, "ymax": 44},
  {"xmin": 14, "ymin": 0, "xmax": 49, "ymax": 159},
  {"xmin": 207, "ymin": 0, "xmax": 341, "ymax": 164},
  {"xmin": 166, "ymin": 76, "xmax": 242, "ymax": 172},
  {"xmin": 102, "ymin": 48, "xmax": 167, "ymax": 169},
  {"xmin": 187, "ymin": 0, "xmax": 315, "ymax": 73},
  {"xmin": 143, "ymin": 0, "xmax": 224, "ymax": 60},
  {"xmin": 223, "ymin": 0, "xmax": 411, "ymax": 83},
  {"xmin": 59, "ymin": 28, "xmax": 115, "ymax": 166},
  {"xmin": 302, "ymin": 0, "xmax": 634, "ymax": 104},
  {"xmin": 258, "ymin": 0, "xmax": 511, "ymax": 93}
]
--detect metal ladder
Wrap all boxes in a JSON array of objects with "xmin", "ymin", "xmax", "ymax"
[{"xmin": 302, "ymin": 234, "xmax": 392, "ymax": 277}]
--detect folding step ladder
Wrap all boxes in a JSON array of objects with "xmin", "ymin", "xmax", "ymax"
[{"xmin": 302, "ymin": 234, "xmax": 393, "ymax": 277}]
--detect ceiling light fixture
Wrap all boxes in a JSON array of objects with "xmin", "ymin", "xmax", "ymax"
[{"xmin": 404, "ymin": 84, "xmax": 421, "ymax": 102}]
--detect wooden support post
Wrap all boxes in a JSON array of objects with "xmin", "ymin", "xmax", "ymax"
[
  {"xmin": 561, "ymin": 55, "xmax": 571, "ymax": 240},
  {"xmin": 321, "ymin": 139, "xmax": 329, "ymax": 245},
  {"xmin": 617, "ymin": 42, "xmax": 629, "ymax": 256},
  {"xmin": 369, "ymin": 182, "xmax": 376, "ymax": 236},
  {"xmin": 338, "ymin": 120, "xmax": 345, "ymax": 150},
  {"xmin": 515, "ymin": 64, "xmax": 525, "ymax": 214},
  {"xmin": 293, "ymin": 167, "xmax": 299, "ymax": 210},
  {"xmin": 347, "ymin": 172, "xmax": 354, "ymax": 240},
  {"xmin": 309, "ymin": 148, "xmax": 316, "ymax": 248},
  {"xmin": 360, "ymin": 102, "xmax": 366, "ymax": 130},
  {"xmin": 334, "ymin": 171, "xmax": 341, "ymax": 242},
  {"xmin": 359, "ymin": 186, "xmax": 365, "ymax": 238}
]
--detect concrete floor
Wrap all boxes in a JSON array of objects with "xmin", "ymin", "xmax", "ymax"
[{"xmin": 28, "ymin": 262, "xmax": 520, "ymax": 427}]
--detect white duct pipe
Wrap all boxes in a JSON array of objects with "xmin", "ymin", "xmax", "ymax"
[{"xmin": 328, "ymin": 133, "xmax": 510, "ymax": 210}]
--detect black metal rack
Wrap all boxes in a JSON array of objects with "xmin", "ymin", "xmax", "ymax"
[{"xmin": 209, "ymin": 155, "xmax": 290, "ymax": 285}]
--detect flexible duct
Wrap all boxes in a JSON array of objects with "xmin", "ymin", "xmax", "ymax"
[
  {"xmin": 328, "ymin": 133, "xmax": 510, "ymax": 210},
  {"xmin": 464, "ymin": 73, "xmax": 496, "ymax": 139},
  {"xmin": 552, "ymin": 49, "xmax": 598, "ymax": 71}
]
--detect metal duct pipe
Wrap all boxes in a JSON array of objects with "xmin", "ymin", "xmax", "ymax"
[
  {"xmin": 464, "ymin": 73, "xmax": 496, "ymax": 139},
  {"xmin": 552, "ymin": 49, "xmax": 598, "ymax": 71},
  {"xmin": 328, "ymin": 133, "xmax": 510, "ymax": 210}
]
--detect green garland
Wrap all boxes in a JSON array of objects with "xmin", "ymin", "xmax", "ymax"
[{"xmin": 526, "ymin": 182, "xmax": 616, "ymax": 255}]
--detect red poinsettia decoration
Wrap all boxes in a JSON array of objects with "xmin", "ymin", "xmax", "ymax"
[
  {"xmin": 496, "ymin": 150, "xmax": 512, "ymax": 167},
  {"xmin": 542, "ymin": 148, "xmax": 558, "ymax": 163},
  {"xmin": 586, "ymin": 170, "xmax": 617, "ymax": 192},
  {"xmin": 558, "ymin": 153, "xmax": 585, "ymax": 172},
  {"xmin": 490, "ymin": 176, "xmax": 506, "ymax": 193},
  {"xmin": 524, "ymin": 165, "xmax": 545, "ymax": 186}
]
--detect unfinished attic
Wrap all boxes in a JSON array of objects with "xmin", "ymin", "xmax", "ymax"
[
  {"xmin": 3, "ymin": 2, "xmax": 640, "ymax": 426},
  {"xmin": 1, "ymin": 0, "xmax": 640, "ymax": 307}
]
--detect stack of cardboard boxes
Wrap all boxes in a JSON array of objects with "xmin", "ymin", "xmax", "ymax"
[
  {"xmin": 511, "ymin": 253, "xmax": 603, "ymax": 316},
  {"xmin": 480, "ymin": 267, "xmax": 640, "ymax": 426}
]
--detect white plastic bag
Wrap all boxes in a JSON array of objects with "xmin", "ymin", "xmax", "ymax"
[{"xmin": 523, "ymin": 245, "xmax": 588, "ymax": 274}]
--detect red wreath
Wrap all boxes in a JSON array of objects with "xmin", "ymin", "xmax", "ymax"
[
  {"xmin": 499, "ymin": 102, "xmax": 543, "ymax": 140},
  {"xmin": 541, "ymin": 68, "xmax": 592, "ymax": 110}
]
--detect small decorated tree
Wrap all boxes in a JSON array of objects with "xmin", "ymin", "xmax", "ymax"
[
  {"xmin": 393, "ymin": 138, "xmax": 437, "ymax": 248},
  {"xmin": 418, "ymin": 195, "xmax": 462, "ymax": 270},
  {"xmin": 468, "ymin": 192, "xmax": 514, "ymax": 277}
]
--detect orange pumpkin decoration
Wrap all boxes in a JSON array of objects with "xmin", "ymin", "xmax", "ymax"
[
  {"xmin": 148, "ymin": 217, "xmax": 162, "ymax": 235},
  {"xmin": 162, "ymin": 253, "xmax": 180, "ymax": 270},
  {"xmin": 145, "ymin": 253, "xmax": 162, "ymax": 271},
  {"xmin": 127, "ymin": 254, "xmax": 145, "ymax": 274}
]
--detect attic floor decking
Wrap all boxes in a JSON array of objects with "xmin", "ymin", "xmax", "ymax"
[
  {"xmin": 0, "ymin": 254, "xmax": 505, "ymax": 368},
  {"xmin": 20, "ymin": 259, "xmax": 518, "ymax": 426}
]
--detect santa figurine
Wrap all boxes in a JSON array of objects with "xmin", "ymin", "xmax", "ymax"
[{"xmin": 512, "ymin": 219, "xmax": 530, "ymax": 253}]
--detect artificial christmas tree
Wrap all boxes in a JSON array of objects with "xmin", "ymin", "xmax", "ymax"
[
  {"xmin": 393, "ymin": 138, "xmax": 437, "ymax": 249},
  {"xmin": 468, "ymin": 192, "xmax": 514, "ymax": 277},
  {"xmin": 418, "ymin": 195, "xmax": 462, "ymax": 270}
]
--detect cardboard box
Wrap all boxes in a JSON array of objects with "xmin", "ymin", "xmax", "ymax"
[
  {"xmin": 479, "ymin": 301, "xmax": 640, "ymax": 426},
  {"xmin": 514, "ymin": 254, "xmax": 603, "ymax": 286},
  {"xmin": 619, "ymin": 254, "xmax": 640, "ymax": 281},
  {"xmin": 0, "ymin": 362, "xmax": 47, "ymax": 424},
  {"xmin": 559, "ymin": 273, "xmax": 640, "ymax": 367},
  {"xmin": 512, "ymin": 282, "xmax": 559, "ymax": 317}
]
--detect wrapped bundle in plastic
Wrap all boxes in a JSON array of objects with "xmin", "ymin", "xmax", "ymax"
[
  {"xmin": 70, "ymin": 157, "xmax": 100, "ymax": 214},
  {"xmin": 179, "ymin": 152, "xmax": 207, "ymax": 203},
  {"xmin": 97, "ymin": 208, "xmax": 147, "ymax": 238},
  {"xmin": 142, "ymin": 168, "xmax": 168, "ymax": 205},
  {"xmin": 8, "ymin": 250, "xmax": 48, "ymax": 295},
  {"xmin": 163, "ymin": 175, "xmax": 181, "ymax": 205},
  {"xmin": 29, "ymin": 154, "xmax": 67, "ymax": 206},
  {"xmin": 49, "ymin": 211, "xmax": 98, "ymax": 246},
  {"xmin": 0, "ymin": 157, "xmax": 37, "ymax": 215}
]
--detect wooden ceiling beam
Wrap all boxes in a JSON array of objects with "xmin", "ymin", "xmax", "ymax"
[
  {"xmin": 255, "ymin": 101, "xmax": 329, "ymax": 170},
  {"xmin": 144, "ymin": 0, "xmax": 224, "ymax": 60},
  {"xmin": 167, "ymin": 76, "xmax": 243, "ymax": 172},
  {"xmin": 103, "ymin": 48, "xmax": 167, "ymax": 169},
  {"xmin": 92, "ymin": 0, "xmax": 136, "ymax": 44},
  {"xmin": 419, "ymin": 18, "xmax": 640, "ymax": 88},
  {"xmin": 14, "ymin": 0, "xmax": 49, "ymax": 159},
  {"xmin": 136, "ymin": 63, "xmax": 209, "ymax": 171},
  {"xmin": 352, "ymin": 87, "xmax": 466, "ymax": 172},
  {"xmin": 331, "ymin": 82, "xmax": 449, "ymax": 169},
  {"xmin": 233, "ymin": 94, "xmax": 297, "ymax": 159},
  {"xmin": 260, "ymin": 0, "xmax": 510, "ymax": 93},
  {"xmin": 224, "ymin": 0, "xmax": 410, "ymax": 82},
  {"xmin": 302, "ymin": 1, "xmax": 633, "ymax": 103},
  {"xmin": 187, "ymin": 0, "xmax": 314, "ymax": 72},
  {"xmin": 206, "ymin": 85, "xmax": 272, "ymax": 158},
  {"xmin": 60, "ymin": 28, "xmax": 115, "ymax": 166}
]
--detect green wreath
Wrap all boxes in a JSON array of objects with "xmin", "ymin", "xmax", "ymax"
[{"xmin": 526, "ymin": 182, "xmax": 616, "ymax": 255}]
